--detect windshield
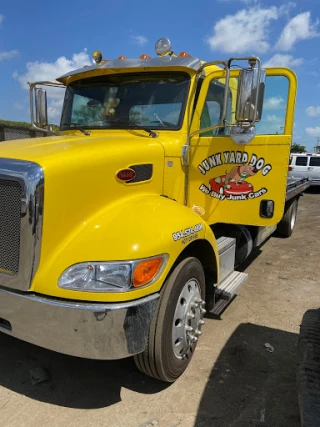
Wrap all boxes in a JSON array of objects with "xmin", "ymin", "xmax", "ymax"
[{"xmin": 60, "ymin": 72, "xmax": 191, "ymax": 131}]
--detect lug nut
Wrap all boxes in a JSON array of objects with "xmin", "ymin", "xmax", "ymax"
[
  {"xmin": 195, "ymin": 329, "xmax": 202, "ymax": 337},
  {"xmin": 200, "ymin": 308, "xmax": 206, "ymax": 314},
  {"xmin": 199, "ymin": 320, "xmax": 205, "ymax": 325},
  {"xmin": 187, "ymin": 312, "xmax": 195, "ymax": 320},
  {"xmin": 190, "ymin": 302, "xmax": 198, "ymax": 309},
  {"xmin": 185, "ymin": 325, "xmax": 194, "ymax": 332},
  {"xmin": 195, "ymin": 298, "xmax": 202, "ymax": 303},
  {"xmin": 191, "ymin": 336, "xmax": 198, "ymax": 343}
]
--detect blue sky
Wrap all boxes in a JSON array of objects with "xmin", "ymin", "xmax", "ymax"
[{"xmin": 0, "ymin": 0, "xmax": 319, "ymax": 151}]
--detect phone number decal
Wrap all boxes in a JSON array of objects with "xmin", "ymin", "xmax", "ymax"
[{"xmin": 172, "ymin": 224, "xmax": 203, "ymax": 242}]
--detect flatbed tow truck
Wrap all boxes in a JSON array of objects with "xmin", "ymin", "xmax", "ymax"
[{"xmin": 0, "ymin": 38, "xmax": 311, "ymax": 382}]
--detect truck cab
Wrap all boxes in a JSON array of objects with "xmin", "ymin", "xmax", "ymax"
[{"xmin": 0, "ymin": 38, "xmax": 301, "ymax": 382}]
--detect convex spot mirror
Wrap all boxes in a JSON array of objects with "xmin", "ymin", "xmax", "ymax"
[
  {"xmin": 35, "ymin": 88, "xmax": 48, "ymax": 127},
  {"xmin": 236, "ymin": 68, "xmax": 266, "ymax": 123}
]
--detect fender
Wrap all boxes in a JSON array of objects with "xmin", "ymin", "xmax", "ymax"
[{"xmin": 31, "ymin": 195, "xmax": 219, "ymax": 302}]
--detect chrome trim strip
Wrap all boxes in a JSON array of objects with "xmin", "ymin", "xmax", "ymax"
[
  {"xmin": 0, "ymin": 288, "xmax": 159, "ymax": 359},
  {"xmin": 0, "ymin": 159, "xmax": 44, "ymax": 291}
]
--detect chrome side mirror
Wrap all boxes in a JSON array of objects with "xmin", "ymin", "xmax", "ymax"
[
  {"xmin": 236, "ymin": 68, "xmax": 266, "ymax": 123},
  {"xmin": 35, "ymin": 88, "xmax": 48, "ymax": 127}
]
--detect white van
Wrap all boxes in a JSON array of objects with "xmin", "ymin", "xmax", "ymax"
[{"xmin": 289, "ymin": 153, "xmax": 320, "ymax": 186}]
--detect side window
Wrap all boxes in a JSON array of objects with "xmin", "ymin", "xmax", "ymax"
[
  {"xmin": 256, "ymin": 76, "xmax": 289, "ymax": 135},
  {"xmin": 295, "ymin": 157, "xmax": 308, "ymax": 166},
  {"xmin": 289, "ymin": 157, "xmax": 293, "ymax": 165},
  {"xmin": 200, "ymin": 78, "xmax": 234, "ymax": 137},
  {"xmin": 310, "ymin": 157, "xmax": 320, "ymax": 167}
]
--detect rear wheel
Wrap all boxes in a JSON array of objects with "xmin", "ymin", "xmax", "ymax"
[
  {"xmin": 134, "ymin": 257, "xmax": 206, "ymax": 382},
  {"xmin": 277, "ymin": 198, "xmax": 298, "ymax": 237}
]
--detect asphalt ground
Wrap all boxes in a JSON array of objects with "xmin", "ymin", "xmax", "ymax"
[{"xmin": 1, "ymin": 188, "xmax": 319, "ymax": 427}]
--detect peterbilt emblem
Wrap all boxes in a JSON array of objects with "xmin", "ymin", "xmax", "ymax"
[{"xmin": 116, "ymin": 168, "xmax": 136, "ymax": 182}]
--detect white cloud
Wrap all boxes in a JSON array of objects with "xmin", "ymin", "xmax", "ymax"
[
  {"xmin": 207, "ymin": 7, "xmax": 280, "ymax": 53},
  {"xmin": 263, "ymin": 54, "xmax": 303, "ymax": 68},
  {"xmin": 306, "ymin": 106, "xmax": 320, "ymax": 117},
  {"xmin": 264, "ymin": 96, "xmax": 285, "ymax": 110},
  {"xmin": 13, "ymin": 49, "xmax": 90, "ymax": 89},
  {"xmin": 0, "ymin": 50, "xmax": 18, "ymax": 61},
  {"xmin": 14, "ymin": 50, "xmax": 90, "ymax": 121},
  {"xmin": 275, "ymin": 12, "xmax": 319, "ymax": 51},
  {"xmin": 130, "ymin": 35, "xmax": 148, "ymax": 46},
  {"xmin": 306, "ymin": 127, "xmax": 320, "ymax": 136},
  {"xmin": 257, "ymin": 113, "xmax": 285, "ymax": 134}
]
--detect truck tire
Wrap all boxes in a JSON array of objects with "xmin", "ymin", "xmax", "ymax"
[
  {"xmin": 134, "ymin": 257, "xmax": 206, "ymax": 382},
  {"xmin": 277, "ymin": 198, "xmax": 298, "ymax": 238}
]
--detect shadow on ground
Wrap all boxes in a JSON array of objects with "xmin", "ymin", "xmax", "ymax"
[
  {"xmin": 305, "ymin": 186, "xmax": 320, "ymax": 195},
  {"xmin": 195, "ymin": 323, "xmax": 301, "ymax": 427},
  {"xmin": 0, "ymin": 333, "xmax": 169, "ymax": 409}
]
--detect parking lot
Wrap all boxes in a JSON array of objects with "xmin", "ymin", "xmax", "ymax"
[{"xmin": 0, "ymin": 189, "xmax": 319, "ymax": 427}]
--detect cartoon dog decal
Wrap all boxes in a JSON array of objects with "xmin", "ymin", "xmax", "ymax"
[
  {"xmin": 225, "ymin": 164, "xmax": 258, "ymax": 185},
  {"xmin": 209, "ymin": 163, "xmax": 258, "ymax": 196}
]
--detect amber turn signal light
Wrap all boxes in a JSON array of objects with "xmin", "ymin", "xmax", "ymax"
[
  {"xmin": 133, "ymin": 257, "xmax": 163, "ymax": 288},
  {"xmin": 178, "ymin": 51, "xmax": 190, "ymax": 57}
]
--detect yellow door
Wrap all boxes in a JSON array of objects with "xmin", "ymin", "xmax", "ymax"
[{"xmin": 188, "ymin": 68, "xmax": 297, "ymax": 226}]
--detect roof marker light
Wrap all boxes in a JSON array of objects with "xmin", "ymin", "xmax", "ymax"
[
  {"xmin": 118, "ymin": 55, "xmax": 128, "ymax": 60},
  {"xmin": 140, "ymin": 54, "xmax": 151, "ymax": 59},
  {"xmin": 178, "ymin": 51, "xmax": 191, "ymax": 57}
]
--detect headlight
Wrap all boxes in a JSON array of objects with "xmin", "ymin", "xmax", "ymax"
[{"xmin": 58, "ymin": 255, "xmax": 168, "ymax": 292}]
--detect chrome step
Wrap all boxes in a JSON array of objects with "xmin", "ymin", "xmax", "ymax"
[
  {"xmin": 208, "ymin": 270, "xmax": 248, "ymax": 316},
  {"xmin": 216, "ymin": 270, "xmax": 248, "ymax": 300}
]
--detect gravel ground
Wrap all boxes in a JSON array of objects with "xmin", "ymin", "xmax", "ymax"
[{"xmin": 0, "ymin": 188, "xmax": 319, "ymax": 427}]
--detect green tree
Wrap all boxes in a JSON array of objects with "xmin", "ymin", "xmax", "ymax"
[{"xmin": 291, "ymin": 143, "xmax": 307, "ymax": 153}]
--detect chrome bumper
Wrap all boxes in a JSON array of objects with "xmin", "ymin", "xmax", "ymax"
[{"xmin": 0, "ymin": 287, "xmax": 159, "ymax": 360}]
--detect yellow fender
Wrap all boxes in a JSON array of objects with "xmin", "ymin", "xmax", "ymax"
[{"xmin": 31, "ymin": 195, "xmax": 219, "ymax": 302}]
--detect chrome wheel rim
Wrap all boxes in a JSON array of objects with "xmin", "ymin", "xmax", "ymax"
[{"xmin": 172, "ymin": 278, "xmax": 205, "ymax": 359}]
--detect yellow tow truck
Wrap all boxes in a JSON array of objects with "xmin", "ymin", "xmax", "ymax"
[{"xmin": 0, "ymin": 38, "xmax": 310, "ymax": 382}]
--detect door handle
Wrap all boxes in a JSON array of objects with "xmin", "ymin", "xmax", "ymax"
[{"xmin": 308, "ymin": 167, "xmax": 313, "ymax": 170}]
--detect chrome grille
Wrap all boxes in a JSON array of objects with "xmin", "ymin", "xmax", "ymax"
[{"xmin": 0, "ymin": 179, "xmax": 22, "ymax": 275}]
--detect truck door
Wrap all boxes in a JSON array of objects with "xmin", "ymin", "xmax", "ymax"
[{"xmin": 188, "ymin": 68, "xmax": 297, "ymax": 226}]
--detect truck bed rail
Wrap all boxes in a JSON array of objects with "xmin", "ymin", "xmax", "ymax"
[{"xmin": 286, "ymin": 178, "xmax": 311, "ymax": 201}]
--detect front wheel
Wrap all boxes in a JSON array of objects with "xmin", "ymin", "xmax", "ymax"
[{"xmin": 134, "ymin": 257, "xmax": 206, "ymax": 382}]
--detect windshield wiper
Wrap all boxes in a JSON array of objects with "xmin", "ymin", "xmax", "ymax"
[
  {"xmin": 63, "ymin": 123, "xmax": 91, "ymax": 135},
  {"xmin": 107, "ymin": 120, "xmax": 158, "ymax": 138}
]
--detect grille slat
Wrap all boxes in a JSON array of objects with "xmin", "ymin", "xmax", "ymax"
[{"xmin": 0, "ymin": 179, "xmax": 22, "ymax": 275}]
